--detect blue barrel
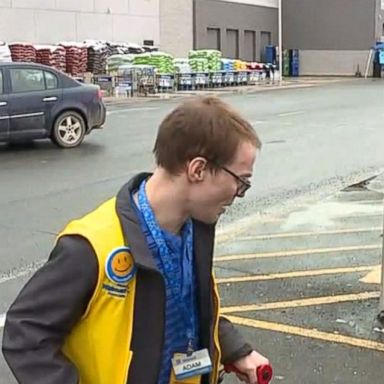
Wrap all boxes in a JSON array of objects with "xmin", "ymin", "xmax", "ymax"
[
  {"xmin": 291, "ymin": 48, "xmax": 299, "ymax": 58},
  {"xmin": 290, "ymin": 49, "xmax": 299, "ymax": 76},
  {"xmin": 291, "ymin": 63, "xmax": 299, "ymax": 76},
  {"xmin": 265, "ymin": 45, "xmax": 276, "ymax": 64}
]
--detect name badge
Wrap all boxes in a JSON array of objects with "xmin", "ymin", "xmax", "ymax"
[{"xmin": 172, "ymin": 349, "xmax": 212, "ymax": 381}]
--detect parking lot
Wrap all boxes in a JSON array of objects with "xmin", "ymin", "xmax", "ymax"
[
  {"xmin": 217, "ymin": 176, "xmax": 384, "ymax": 383},
  {"xmin": 1, "ymin": 81, "xmax": 384, "ymax": 383}
]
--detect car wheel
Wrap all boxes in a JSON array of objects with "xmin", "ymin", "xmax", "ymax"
[{"xmin": 51, "ymin": 111, "xmax": 86, "ymax": 148}]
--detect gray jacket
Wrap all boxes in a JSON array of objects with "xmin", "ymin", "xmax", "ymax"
[{"xmin": 2, "ymin": 173, "xmax": 253, "ymax": 384}]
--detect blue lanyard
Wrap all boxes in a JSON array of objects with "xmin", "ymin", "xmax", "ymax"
[{"xmin": 137, "ymin": 180, "xmax": 197, "ymax": 351}]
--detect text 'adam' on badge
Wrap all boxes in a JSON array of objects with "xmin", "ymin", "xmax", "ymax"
[{"xmin": 172, "ymin": 349, "xmax": 212, "ymax": 380}]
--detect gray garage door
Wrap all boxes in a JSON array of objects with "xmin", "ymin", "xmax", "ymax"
[
  {"xmin": 207, "ymin": 27, "xmax": 221, "ymax": 50},
  {"xmin": 226, "ymin": 29, "xmax": 239, "ymax": 59},
  {"xmin": 244, "ymin": 30, "xmax": 256, "ymax": 62}
]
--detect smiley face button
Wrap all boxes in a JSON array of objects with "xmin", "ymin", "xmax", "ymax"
[{"xmin": 105, "ymin": 246, "xmax": 136, "ymax": 285}]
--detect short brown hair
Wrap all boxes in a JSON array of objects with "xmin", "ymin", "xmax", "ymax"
[{"xmin": 153, "ymin": 96, "xmax": 261, "ymax": 174}]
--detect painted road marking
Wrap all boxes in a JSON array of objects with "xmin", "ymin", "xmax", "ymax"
[
  {"xmin": 352, "ymin": 199, "xmax": 384, "ymax": 204},
  {"xmin": 245, "ymin": 213, "xmax": 383, "ymax": 225},
  {"xmin": 237, "ymin": 227, "xmax": 382, "ymax": 241},
  {"xmin": 216, "ymin": 265, "xmax": 377, "ymax": 284},
  {"xmin": 278, "ymin": 111, "xmax": 304, "ymax": 117},
  {"xmin": 226, "ymin": 315, "xmax": 384, "ymax": 352},
  {"xmin": 216, "ymin": 212, "xmax": 383, "ymax": 232},
  {"xmin": 215, "ymin": 244, "xmax": 381, "ymax": 262},
  {"xmin": 220, "ymin": 291, "xmax": 380, "ymax": 314},
  {"xmin": 360, "ymin": 266, "xmax": 382, "ymax": 284},
  {"xmin": 0, "ymin": 314, "xmax": 5, "ymax": 328}
]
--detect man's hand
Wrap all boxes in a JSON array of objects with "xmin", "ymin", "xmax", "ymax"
[{"xmin": 232, "ymin": 350, "xmax": 270, "ymax": 384}]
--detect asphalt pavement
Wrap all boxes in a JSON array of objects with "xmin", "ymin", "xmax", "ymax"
[
  {"xmin": 1, "ymin": 78, "xmax": 384, "ymax": 383},
  {"xmin": 218, "ymin": 174, "xmax": 384, "ymax": 384}
]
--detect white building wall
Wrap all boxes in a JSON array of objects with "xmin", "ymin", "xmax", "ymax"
[
  {"xmin": 0, "ymin": 0, "xmax": 160, "ymax": 45},
  {"xmin": 159, "ymin": 0, "xmax": 193, "ymax": 57}
]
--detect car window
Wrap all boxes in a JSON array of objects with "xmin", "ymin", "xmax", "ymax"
[
  {"xmin": 0, "ymin": 70, "xmax": 3, "ymax": 94},
  {"xmin": 44, "ymin": 71, "xmax": 58, "ymax": 89},
  {"xmin": 10, "ymin": 68, "xmax": 45, "ymax": 93}
]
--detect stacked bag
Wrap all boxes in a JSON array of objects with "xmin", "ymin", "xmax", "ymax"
[
  {"xmin": 142, "ymin": 45, "xmax": 158, "ymax": 53},
  {"xmin": 105, "ymin": 42, "xmax": 124, "ymax": 56},
  {"xmin": 59, "ymin": 42, "xmax": 88, "ymax": 75},
  {"xmin": 189, "ymin": 50, "xmax": 222, "ymax": 72},
  {"xmin": 221, "ymin": 59, "xmax": 235, "ymax": 72},
  {"xmin": 35, "ymin": 45, "xmax": 66, "ymax": 72},
  {"xmin": 189, "ymin": 57, "xmax": 208, "ymax": 73},
  {"xmin": 149, "ymin": 51, "xmax": 174, "ymax": 74},
  {"xmin": 107, "ymin": 54, "xmax": 135, "ymax": 74},
  {"xmin": 0, "ymin": 42, "xmax": 12, "ymax": 62},
  {"xmin": 9, "ymin": 42, "xmax": 36, "ymax": 62},
  {"xmin": 85, "ymin": 41, "xmax": 108, "ymax": 74},
  {"xmin": 125, "ymin": 43, "xmax": 146, "ymax": 54},
  {"xmin": 106, "ymin": 42, "xmax": 145, "ymax": 56},
  {"xmin": 133, "ymin": 51, "xmax": 174, "ymax": 74},
  {"xmin": 234, "ymin": 60, "xmax": 247, "ymax": 71},
  {"xmin": 247, "ymin": 62, "xmax": 263, "ymax": 70},
  {"xmin": 174, "ymin": 58, "xmax": 192, "ymax": 74}
]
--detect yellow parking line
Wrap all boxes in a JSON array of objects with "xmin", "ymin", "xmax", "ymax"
[
  {"xmin": 350, "ymin": 199, "xmax": 384, "ymax": 204},
  {"xmin": 226, "ymin": 315, "xmax": 384, "ymax": 352},
  {"xmin": 216, "ymin": 265, "xmax": 378, "ymax": 284},
  {"xmin": 237, "ymin": 227, "xmax": 382, "ymax": 241},
  {"xmin": 220, "ymin": 291, "xmax": 380, "ymax": 314},
  {"xmin": 216, "ymin": 214, "xmax": 384, "ymax": 243},
  {"xmin": 215, "ymin": 244, "xmax": 381, "ymax": 262},
  {"xmin": 243, "ymin": 213, "xmax": 383, "ymax": 225},
  {"xmin": 360, "ymin": 265, "xmax": 382, "ymax": 284}
]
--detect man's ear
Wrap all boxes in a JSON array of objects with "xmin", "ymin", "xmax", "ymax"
[{"xmin": 186, "ymin": 157, "xmax": 208, "ymax": 182}]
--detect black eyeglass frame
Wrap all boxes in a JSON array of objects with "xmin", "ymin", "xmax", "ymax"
[
  {"xmin": 206, "ymin": 159, "xmax": 251, "ymax": 196},
  {"xmin": 219, "ymin": 165, "xmax": 251, "ymax": 195}
]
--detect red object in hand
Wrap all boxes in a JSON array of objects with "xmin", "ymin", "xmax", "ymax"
[{"xmin": 224, "ymin": 363, "xmax": 273, "ymax": 384}]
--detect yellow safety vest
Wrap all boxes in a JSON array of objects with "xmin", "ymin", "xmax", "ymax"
[{"xmin": 58, "ymin": 197, "xmax": 221, "ymax": 384}]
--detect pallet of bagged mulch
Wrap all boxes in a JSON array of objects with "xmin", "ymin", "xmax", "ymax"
[
  {"xmin": 35, "ymin": 45, "xmax": 66, "ymax": 72},
  {"xmin": 59, "ymin": 42, "xmax": 88, "ymax": 75},
  {"xmin": 9, "ymin": 42, "xmax": 36, "ymax": 62}
]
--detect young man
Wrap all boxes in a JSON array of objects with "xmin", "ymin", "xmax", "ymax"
[{"xmin": 2, "ymin": 96, "xmax": 269, "ymax": 384}]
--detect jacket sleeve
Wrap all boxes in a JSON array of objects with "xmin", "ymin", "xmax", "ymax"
[
  {"xmin": 218, "ymin": 316, "xmax": 254, "ymax": 365},
  {"xmin": 2, "ymin": 235, "xmax": 98, "ymax": 384}
]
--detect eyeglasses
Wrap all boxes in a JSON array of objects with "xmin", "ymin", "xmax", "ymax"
[{"xmin": 219, "ymin": 165, "xmax": 251, "ymax": 196}]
